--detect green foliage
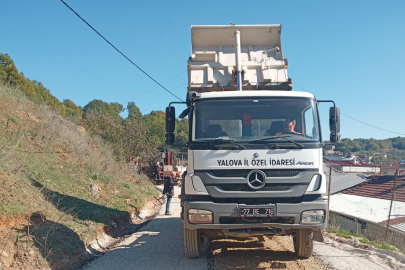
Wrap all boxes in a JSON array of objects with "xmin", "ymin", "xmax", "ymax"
[
  {"xmin": 359, "ymin": 239, "xmax": 400, "ymax": 252},
  {"xmin": 83, "ymin": 99, "xmax": 123, "ymax": 121},
  {"xmin": 334, "ymin": 137, "xmax": 405, "ymax": 164},
  {"xmin": 175, "ymin": 118, "xmax": 189, "ymax": 151},
  {"xmin": 63, "ymin": 99, "xmax": 83, "ymax": 118},
  {"xmin": 82, "ymin": 112, "xmax": 159, "ymax": 162},
  {"xmin": 8, "ymin": 115, "xmax": 19, "ymax": 124},
  {"xmin": 0, "ymin": 51, "xmax": 188, "ymax": 163},
  {"xmin": 327, "ymin": 226, "xmax": 402, "ymax": 252},
  {"xmin": 0, "ymin": 53, "xmax": 83, "ymax": 118},
  {"xmin": 126, "ymin": 101, "xmax": 143, "ymax": 121},
  {"xmin": 144, "ymin": 110, "xmax": 166, "ymax": 148}
]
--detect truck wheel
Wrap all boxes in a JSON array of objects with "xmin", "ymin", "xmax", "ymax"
[
  {"xmin": 293, "ymin": 229, "xmax": 313, "ymax": 258},
  {"xmin": 183, "ymin": 228, "xmax": 209, "ymax": 258}
]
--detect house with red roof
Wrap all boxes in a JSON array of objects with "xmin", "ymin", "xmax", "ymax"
[{"xmin": 324, "ymin": 156, "xmax": 381, "ymax": 175}]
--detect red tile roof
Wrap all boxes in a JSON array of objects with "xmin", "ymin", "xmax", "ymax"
[
  {"xmin": 343, "ymin": 175, "xmax": 405, "ymax": 202},
  {"xmin": 380, "ymin": 216, "xmax": 405, "ymax": 226}
]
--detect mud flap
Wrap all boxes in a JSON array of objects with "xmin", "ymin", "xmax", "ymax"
[{"xmin": 313, "ymin": 229, "xmax": 324, "ymax": 242}]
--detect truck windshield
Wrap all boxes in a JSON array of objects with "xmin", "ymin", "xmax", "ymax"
[{"xmin": 192, "ymin": 98, "xmax": 320, "ymax": 143}]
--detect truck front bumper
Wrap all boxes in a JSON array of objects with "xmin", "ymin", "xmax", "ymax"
[{"xmin": 182, "ymin": 200, "xmax": 327, "ymax": 230}]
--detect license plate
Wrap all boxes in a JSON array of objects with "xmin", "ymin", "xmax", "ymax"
[{"xmin": 240, "ymin": 208, "xmax": 275, "ymax": 217}]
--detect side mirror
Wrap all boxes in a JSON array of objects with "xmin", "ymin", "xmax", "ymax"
[
  {"xmin": 165, "ymin": 133, "xmax": 175, "ymax": 145},
  {"xmin": 330, "ymin": 132, "xmax": 341, "ymax": 144},
  {"xmin": 165, "ymin": 106, "xmax": 175, "ymax": 133},
  {"xmin": 179, "ymin": 108, "xmax": 190, "ymax": 119},
  {"xmin": 329, "ymin": 107, "xmax": 341, "ymax": 144},
  {"xmin": 329, "ymin": 107, "xmax": 340, "ymax": 133}
]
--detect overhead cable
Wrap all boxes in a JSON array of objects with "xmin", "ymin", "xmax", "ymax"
[
  {"xmin": 134, "ymin": 0, "xmax": 184, "ymax": 66},
  {"xmin": 342, "ymin": 113, "xmax": 405, "ymax": 136},
  {"xmin": 137, "ymin": 83, "xmax": 186, "ymax": 105},
  {"xmin": 133, "ymin": 71, "xmax": 185, "ymax": 100},
  {"xmin": 59, "ymin": 0, "xmax": 183, "ymax": 101},
  {"xmin": 295, "ymin": 81, "xmax": 405, "ymax": 136},
  {"xmin": 158, "ymin": 0, "xmax": 189, "ymax": 54},
  {"xmin": 176, "ymin": 0, "xmax": 192, "ymax": 25}
]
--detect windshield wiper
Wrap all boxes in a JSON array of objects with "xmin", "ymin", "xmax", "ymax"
[
  {"xmin": 251, "ymin": 136, "xmax": 305, "ymax": 149},
  {"xmin": 194, "ymin": 138, "xmax": 246, "ymax": 149}
]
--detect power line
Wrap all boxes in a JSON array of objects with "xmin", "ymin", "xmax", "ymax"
[
  {"xmin": 133, "ymin": 70, "xmax": 185, "ymax": 100},
  {"xmin": 176, "ymin": 0, "xmax": 191, "ymax": 25},
  {"xmin": 59, "ymin": 0, "xmax": 183, "ymax": 101},
  {"xmin": 158, "ymin": 0, "xmax": 189, "ymax": 54},
  {"xmin": 137, "ymin": 83, "xmax": 186, "ymax": 105},
  {"xmin": 342, "ymin": 113, "xmax": 405, "ymax": 136},
  {"xmin": 296, "ymin": 81, "xmax": 405, "ymax": 136},
  {"xmin": 134, "ymin": 0, "xmax": 184, "ymax": 67}
]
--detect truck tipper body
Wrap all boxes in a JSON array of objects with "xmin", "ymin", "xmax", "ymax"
[{"xmin": 165, "ymin": 25, "xmax": 341, "ymax": 258}]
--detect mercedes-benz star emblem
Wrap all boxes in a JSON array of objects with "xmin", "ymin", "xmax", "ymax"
[
  {"xmin": 247, "ymin": 170, "xmax": 266, "ymax": 190},
  {"xmin": 254, "ymin": 153, "xmax": 259, "ymax": 158}
]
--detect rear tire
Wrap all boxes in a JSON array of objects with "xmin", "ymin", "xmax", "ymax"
[
  {"xmin": 183, "ymin": 228, "xmax": 209, "ymax": 258},
  {"xmin": 293, "ymin": 229, "xmax": 313, "ymax": 258}
]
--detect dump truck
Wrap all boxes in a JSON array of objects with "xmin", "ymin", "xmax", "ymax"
[{"xmin": 165, "ymin": 24, "xmax": 341, "ymax": 258}]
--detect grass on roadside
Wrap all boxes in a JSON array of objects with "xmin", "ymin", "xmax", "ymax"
[
  {"xmin": 327, "ymin": 226, "xmax": 403, "ymax": 253},
  {"xmin": 0, "ymin": 80, "xmax": 159, "ymax": 268}
]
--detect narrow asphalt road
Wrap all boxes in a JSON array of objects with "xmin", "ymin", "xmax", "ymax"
[
  {"xmin": 82, "ymin": 186, "xmax": 405, "ymax": 270},
  {"xmin": 83, "ymin": 186, "xmax": 207, "ymax": 270}
]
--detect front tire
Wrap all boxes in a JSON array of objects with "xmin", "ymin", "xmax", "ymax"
[
  {"xmin": 293, "ymin": 229, "xmax": 313, "ymax": 258},
  {"xmin": 183, "ymin": 228, "xmax": 209, "ymax": 258}
]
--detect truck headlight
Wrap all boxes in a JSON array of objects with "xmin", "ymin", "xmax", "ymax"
[
  {"xmin": 188, "ymin": 209, "xmax": 213, "ymax": 224},
  {"xmin": 301, "ymin": 210, "xmax": 325, "ymax": 224}
]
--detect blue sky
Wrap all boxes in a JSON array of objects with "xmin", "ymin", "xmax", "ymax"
[{"xmin": 1, "ymin": 0, "xmax": 404, "ymax": 140}]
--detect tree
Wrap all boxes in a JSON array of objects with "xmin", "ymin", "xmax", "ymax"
[
  {"xmin": 366, "ymin": 142, "xmax": 380, "ymax": 152},
  {"xmin": 126, "ymin": 101, "xmax": 143, "ymax": 121},
  {"xmin": 373, "ymin": 155, "xmax": 387, "ymax": 165},
  {"xmin": 63, "ymin": 99, "xmax": 83, "ymax": 118},
  {"xmin": 123, "ymin": 119, "xmax": 159, "ymax": 162},
  {"xmin": 143, "ymin": 110, "xmax": 166, "ymax": 148},
  {"xmin": 174, "ymin": 118, "xmax": 189, "ymax": 152},
  {"xmin": 83, "ymin": 100, "xmax": 123, "ymax": 121}
]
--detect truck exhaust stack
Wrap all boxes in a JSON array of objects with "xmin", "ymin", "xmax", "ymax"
[{"xmin": 235, "ymin": 30, "xmax": 242, "ymax": 91}]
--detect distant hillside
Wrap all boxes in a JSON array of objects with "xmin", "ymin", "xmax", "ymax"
[
  {"xmin": 333, "ymin": 137, "xmax": 405, "ymax": 164},
  {"xmin": 0, "ymin": 52, "xmax": 188, "ymax": 157}
]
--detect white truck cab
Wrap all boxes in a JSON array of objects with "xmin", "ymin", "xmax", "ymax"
[{"xmin": 165, "ymin": 25, "xmax": 341, "ymax": 258}]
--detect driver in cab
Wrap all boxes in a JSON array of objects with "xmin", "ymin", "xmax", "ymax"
[{"xmin": 275, "ymin": 117, "xmax": 302, "ymax": 136}]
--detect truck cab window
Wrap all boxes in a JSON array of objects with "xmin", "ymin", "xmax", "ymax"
[{"xmin": 193, "ymin": 98, "xmax": 320, "ymax": 143}]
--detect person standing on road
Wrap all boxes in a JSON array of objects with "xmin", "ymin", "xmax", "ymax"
[
  {"xmin": 163, "ymin": 171, "xmax": 177, "ymax": 215},
  {"xmin": 154, "ymin": 161, "xmax": 161, "ymax": 181}
]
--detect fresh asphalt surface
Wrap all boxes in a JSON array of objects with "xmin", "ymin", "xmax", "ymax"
[{"xmin": 83, "ymin": 186, "xmax": 404, "ymax": 270}]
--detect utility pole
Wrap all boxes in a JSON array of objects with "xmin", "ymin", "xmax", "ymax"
[
  {"xmin": 386, "ymin": 169, "xmax": 399, "ymax": 240},
  {"xmin": 328, "ymin": 166, "xmax": 333, "ymax": 220}
]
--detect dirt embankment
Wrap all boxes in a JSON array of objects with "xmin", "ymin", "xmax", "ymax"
[
  {"xmin": 0, "ymin": 81, "xmax": 160, "ymax": 269},
  {"xmin": 0, "ymin": 196, "xmax": 161, "ymax": 270}
]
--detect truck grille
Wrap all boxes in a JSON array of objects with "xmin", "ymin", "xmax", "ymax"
[
  {"xmin": 216, "ymin": 184, "xmax": 294, "ymax": 192},
  {"xmin": 208, "ymin": 169, "xmax": 302, "ymax": 178}
]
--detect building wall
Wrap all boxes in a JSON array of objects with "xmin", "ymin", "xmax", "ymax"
[
  {"xmin": 382, "ymin": 168, "xmax": 397, "ymax": 175},
  {"xmin": 329, "ymin": 211, "xmax": 405, "ymax": 251},
  {"xmin": 340, "ymin": 166, "xmax": 380, "ymax": 174}
]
